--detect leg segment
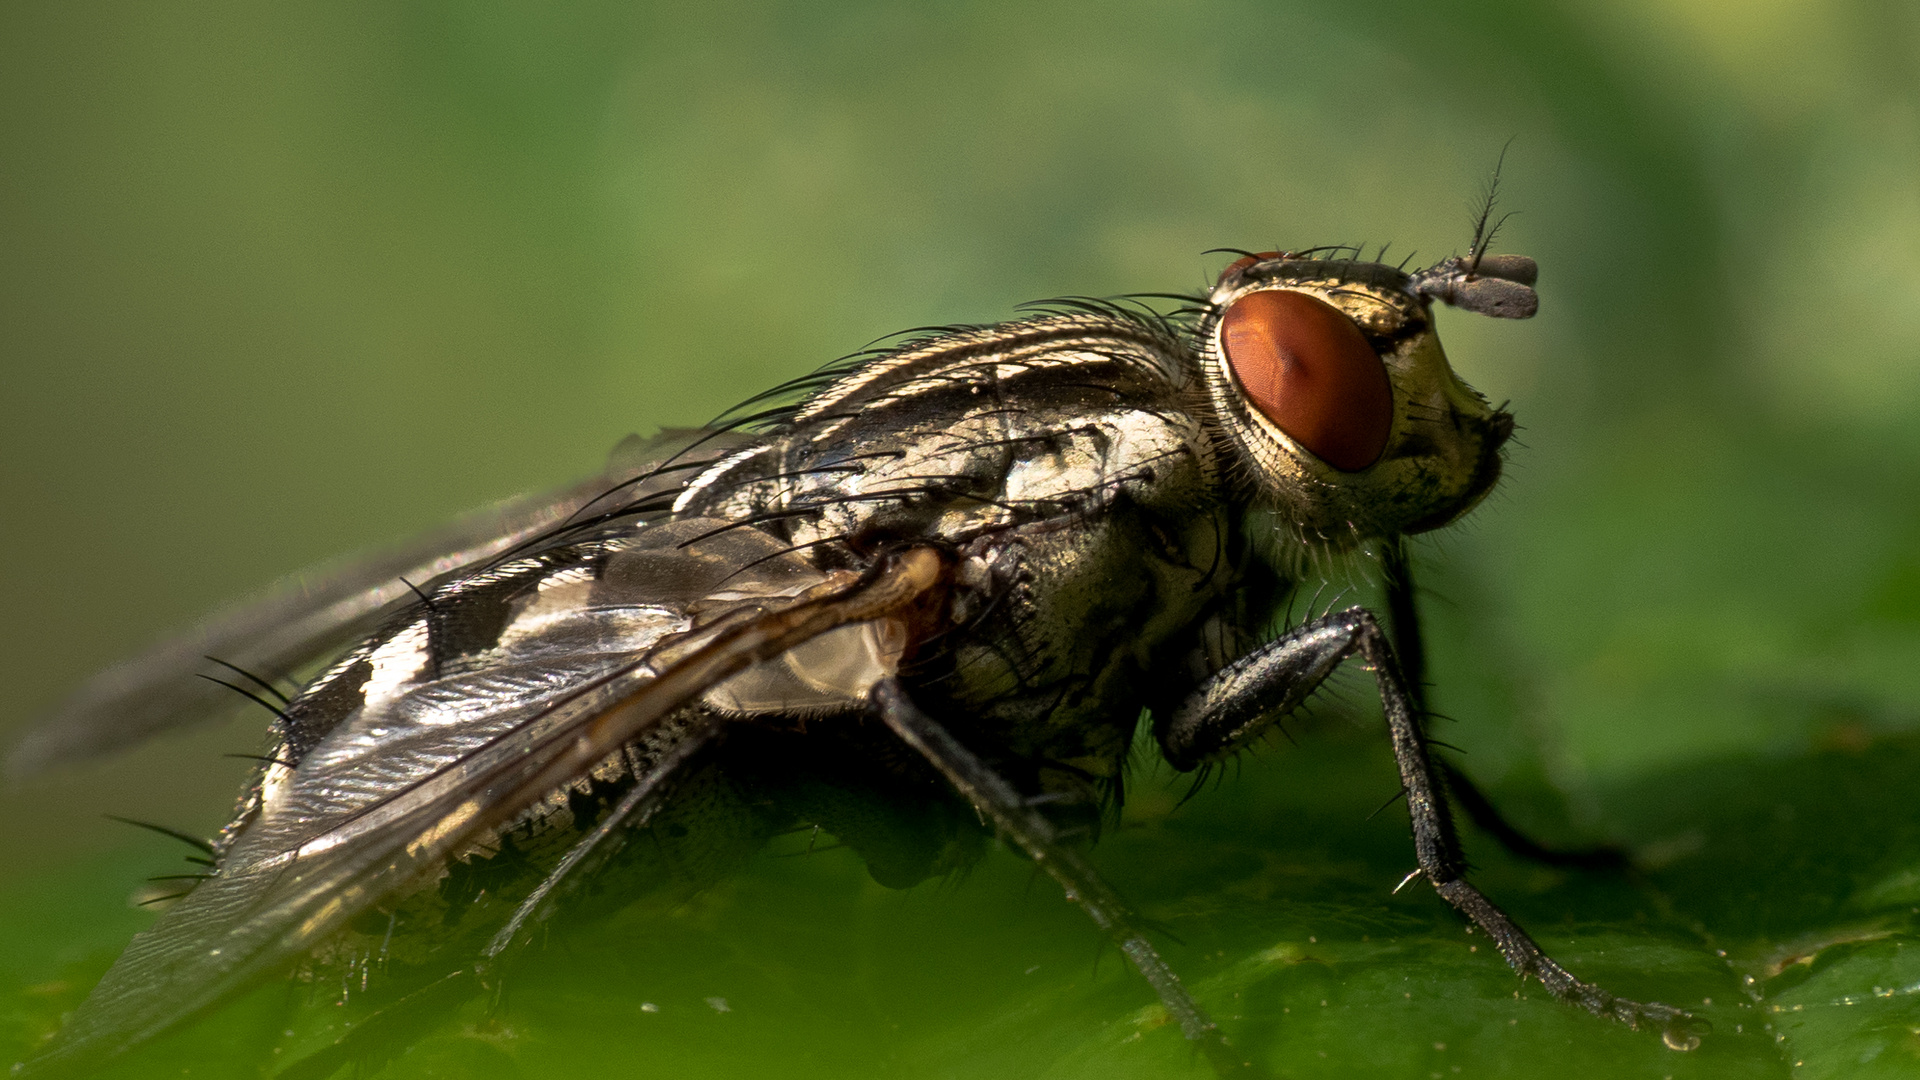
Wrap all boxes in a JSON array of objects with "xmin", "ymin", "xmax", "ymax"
[
  {"xmin": 1158, "ymin": 608, "xmax": 1699, "ymax": 1039},
  {"xmin": 1382, "ymin": 541, "xmax": 1629, "ymax": 870},
  {"xmin": 1438, "ymin": 760, "xmax": 1629, "ymax": 871},
  {"xmin": 872, "ymin": 680, "xmax": 1252, "ymax": 1074},
  {"xmin": 481, "ymin": 715, "xmax": 720, "ymax": 964}
]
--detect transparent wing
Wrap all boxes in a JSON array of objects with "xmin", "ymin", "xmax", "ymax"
[
  {"xmin": 21, "ymin": 521, "xmax": 936, "ymax": 1076},
  {"xmin": 8, "ymin": 430, "xmax": 748, "ymax": 776}
]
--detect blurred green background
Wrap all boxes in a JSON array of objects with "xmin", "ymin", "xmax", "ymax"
[{"xmin": 3, "ymin": 1, "xmax": 1919, "ymax": 1077}]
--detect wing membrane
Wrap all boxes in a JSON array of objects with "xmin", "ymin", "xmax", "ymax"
[
  {"xmin": 8, "ymin": 430, "xmax": 745, "ymax": 776},
  {"xmin": 22, "ymin": 521, "xmax": 938, "ymax": 1075}
]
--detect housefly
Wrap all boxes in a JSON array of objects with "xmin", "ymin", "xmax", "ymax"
[{"xmin": 10, "ymin": 218, "xmax": 1702, "ymax": 1075}]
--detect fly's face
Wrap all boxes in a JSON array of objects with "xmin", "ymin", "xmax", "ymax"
[{"xmin": 1197, "ymin": 253, "xmax": 1532, "ymax": 546}]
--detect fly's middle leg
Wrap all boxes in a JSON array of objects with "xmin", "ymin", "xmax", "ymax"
[
  {"xmin": 1158, "ymin": 608, "xmax": 1704, "ymax": 1045},
  {"xmin": 1436, "ymin": 759, "xmax": 1630, "ymax": 870},
  {"xmin": 871, "ymin": 679, "xmax": 1256, "ymax": 1076},
  {"xmin": 1381, "ymin": 541, "xmax": 1630, "ymax": 871}
]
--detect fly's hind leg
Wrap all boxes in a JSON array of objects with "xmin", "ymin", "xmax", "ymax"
[
  {"xmin": 871, "ymin": 679, "xmax": 1256, "ymax": 1076},
  {"xmin": 1157, "ymin": 608, "xmax": 1702, "ymax": 1045}
]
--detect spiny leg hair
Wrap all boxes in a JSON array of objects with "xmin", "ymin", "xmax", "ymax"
[
  {"xmin": 1160, "ymin": 608, "xmax": 1702, "ymax": 1041},
  {"xmin": 872, "ymin": 679, "xmax": 1255, "ymax": 1075}
]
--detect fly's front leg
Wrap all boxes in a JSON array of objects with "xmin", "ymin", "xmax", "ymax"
[
  {"xmin": 872, "ymin": 680, "xmax": 1254, "ymax": 1076},
  {"xmin": 1159, "ymin": 609, "xmax": 1703, "ymax": 1044}
]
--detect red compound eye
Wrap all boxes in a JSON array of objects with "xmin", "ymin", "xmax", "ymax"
[{"xmin": 1220, "ymin": 289, "xmax": 1393, "ymax": 472}]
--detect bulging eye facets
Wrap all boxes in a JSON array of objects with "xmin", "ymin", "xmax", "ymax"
[{"xmin": 1220, "ymin": 289, "xmax": 1394, "ymax": 472}]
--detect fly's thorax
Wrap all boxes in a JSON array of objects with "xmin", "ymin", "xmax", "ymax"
[
  {"xmin": 921, "ymin": 496, "xmax": 1237, "ymax": 787},
  {"xmin": 1197, "ymin": 256, "xmax": 1520, "ymax": 548},
  {"xmin": 673, "ymin": 313, "xmax": 1214, "ymax": 549}
]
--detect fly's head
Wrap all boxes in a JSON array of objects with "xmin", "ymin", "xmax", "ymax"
[{"xmin": 1196, "ymin": 250, "xmax": 1536, "ymax": 549}]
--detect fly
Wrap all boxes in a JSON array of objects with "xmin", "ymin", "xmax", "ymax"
[{"xmin": 11, "ymin": 209, "xmax": 1703, "ymax": 1075}]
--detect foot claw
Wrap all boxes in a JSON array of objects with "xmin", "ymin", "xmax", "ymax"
[{"xmin": 1606, "ymin": 997, "xmax": 1707, "ymax": 1050}]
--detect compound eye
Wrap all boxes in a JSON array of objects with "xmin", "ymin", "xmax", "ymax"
[{"xmin": 1220, "ymin": 289, "xmax": 1394, "ymax": 471}]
